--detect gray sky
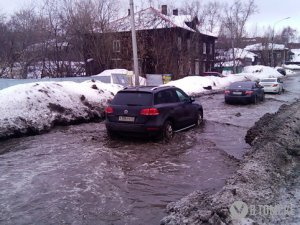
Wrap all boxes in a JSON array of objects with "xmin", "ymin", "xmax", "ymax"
[{"xmin": 1, "ymin": 0, "xmax": 299, "ymax": 35}]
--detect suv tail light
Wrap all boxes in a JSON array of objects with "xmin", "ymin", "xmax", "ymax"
[
  {"xmin": 245, "ymin": 91, "xmax": 254, "ymax": 95},
  {"xmin": 224, "ymin": 90, "xmax": 230, "ymax": 94},
  {"xmin": 140, "ymin": 108, "xmax": 159, "ymax": 116},
  {"xmin": 272, "ymin": 84, "xmax": 278, "ymax": 87},
  {"xmin": 105, "ymin": 106, "xmax": 114, "ymax": 114}
]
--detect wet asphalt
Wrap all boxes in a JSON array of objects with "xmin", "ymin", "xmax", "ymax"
[{"xmin": 0, "ymin": 73, "xmax": 299, "ymax": 225}]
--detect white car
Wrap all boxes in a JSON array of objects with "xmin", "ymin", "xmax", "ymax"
[{"xmin": 259, "ymin": 78, "xmax": 284, "ymax": 94}]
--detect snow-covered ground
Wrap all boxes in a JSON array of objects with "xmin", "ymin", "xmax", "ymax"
[
  {"xmin": 0, "ymin": 80, "xmax": 123, "ymax": 140},
  {"xmin": 166, "ymin": 65, "xmax": 283, "ymax": 95},
  {"xmin": 283, "ymin": 64, "xmax": 300, "ymax": 70}
]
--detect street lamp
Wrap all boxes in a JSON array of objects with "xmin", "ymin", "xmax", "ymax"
[
  {"xmin": 271, "ymin": 17, "xmax": 290, "ymax": 67},
  {"xmin": 129, "ymin": 0, "xmax": 140, "ymax": 87}
]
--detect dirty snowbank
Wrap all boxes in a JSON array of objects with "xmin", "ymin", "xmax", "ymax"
[
  {"xmin": 0, "ymin": 80, "xmax": 123, "ymax": 140},
  {"xmin": 283, "ymin": 64, "xmax": 300, "ymax": 70},
  {"xmin": 166, "ymin": 66, "xmax": 283, "ymax": 96},
  {"xmin": 161, "ymin": 101, "xmax": 300, "ymax": 225}
]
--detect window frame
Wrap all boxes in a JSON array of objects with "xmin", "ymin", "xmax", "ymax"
[
  {"xmin": 203, "ymin": 42, "xmax": 207, "ymax": 54},
  {"xmin": 113, "ymin": 40, "xmax": 121, "ymax": 52}
]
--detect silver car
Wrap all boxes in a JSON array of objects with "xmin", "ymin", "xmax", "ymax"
[{"xmin": 259, "ymin": 78, "xmax": 284, "ymax": 94}]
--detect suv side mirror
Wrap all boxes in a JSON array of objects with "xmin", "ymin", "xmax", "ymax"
[{"xmin": 190, "ymin": 96, "xmax": 195, "ymax": 102}]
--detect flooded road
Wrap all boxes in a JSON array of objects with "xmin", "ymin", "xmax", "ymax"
[{"xmin": 0, "ymin": 74, "xmax": 299, "ymax": 225}]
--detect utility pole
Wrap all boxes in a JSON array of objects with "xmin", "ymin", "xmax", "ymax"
[
  {"xmin": 271, "ymin": 17, "xmax": 290, "ymax": 67},
  {"xmin": 129, "ymin": 0, "xmax": 140, "ymax": 87}
]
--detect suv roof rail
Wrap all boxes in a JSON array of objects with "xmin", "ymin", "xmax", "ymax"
[{"xmin": 150, "ymin": 85, "xmax": 175, "ymax": 91}]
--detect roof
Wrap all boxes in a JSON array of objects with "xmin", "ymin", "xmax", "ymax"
[
  {"xmin": 245, "ymin": 43, "xmax": 287, "ymax": 51},
  {"xmin": 225, "ymin": 48, "xmax": 257, "ymax": 61},
  {"xmin": 110, "ymin": 7, "xmax": 217, "ymax": 37},
  {"xmin": 291, "ymin": 49, "xmax": 300, "ymax": 62}
]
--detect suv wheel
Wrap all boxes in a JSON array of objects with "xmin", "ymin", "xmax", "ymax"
[
  {"xmin": 107, "ymin": 129, "xmax": 118, "ymax": 139},
  {"xmin": 162, "ymin": 120, "xmax": 173, "ymax": 141},
  {"xmin": 196, "ymin": 111, "xmax": 203, "ymax": 126},
  {"xmin": 252, "ymin": 95, "xmax": 257, "ymax": 104}
]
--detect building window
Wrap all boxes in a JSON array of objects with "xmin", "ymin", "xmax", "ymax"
[
  {"xmin": 187, "ymin": 39, "xmax": 191, "ymax": 51},
  {"xmin": 210, "ymin": 43, "xmax": 213, "ymax": 55},
  {"xmin": 188, "ymin": 60, "xmax": 192, "ymax": 75},
  {"xmin": 195, "ymin": 60, "xmax": 200, "ymax": 75},
  {"xmin": 113, "ymin": 40, "xmax": 121, "ymax": 52},
  {"xmin": 203, "ymin": 43, "xmax": 207, "ymax": 54},
  {"xmin": 178, "ymin": 37, "xmax": 182, "ymax": 50}
]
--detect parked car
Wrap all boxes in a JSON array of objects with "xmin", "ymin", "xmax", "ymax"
[
  {"xmin": 105, "ymin": 86, "xmax": 203, "ymax": 140},
  {"xmin": 202, "ymin": 72, "xmax": 225, "ymax": 77},
  {"xmin": 224, "ymin": 81, "xmax": 265, "ymax": 104},
  {"xmin": 259, "ymin": 78, "xmax": 284, "ymax": 94}
]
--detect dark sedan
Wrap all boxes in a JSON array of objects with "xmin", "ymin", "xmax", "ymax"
[{"xmin": 224, "ymin": 81, "xmax": 265, "ymax": 104}]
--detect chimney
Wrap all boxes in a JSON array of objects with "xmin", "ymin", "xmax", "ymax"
[
  {"xmin": 173, "ymin": 9, "xmax": 178, "ymax": 16},
  {"xmin": 161, "ymin": 5, "xmax": 167, "ymax": 15},
  {"xmin": 128, "ymin": 9, "xmax": 130, "ymax": 16}
]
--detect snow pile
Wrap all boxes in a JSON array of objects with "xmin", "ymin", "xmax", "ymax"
[
  {"xmin": 283, "ymin": 64, "xmax": 300, "ymax": 70},
  {"xmin": 0, "ymin": 80, "xmax": 123, "ymax": 140},
  {"xmin": 240, "ymin": 65, "xmax": 283, "ymax": 81},
  {"xmin": 164, "ymin": 76, "xmax": 215, "ymax": 95},
  {"xmin": 285, "ymin": 68, "xmax": 297, "ymax": 75},
  {"xmin": 163, "ymin": 66, "xmax": 282, "ymax": 96}
]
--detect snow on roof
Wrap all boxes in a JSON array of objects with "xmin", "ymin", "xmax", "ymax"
[
  {"xmin": 290, "ymin": 49, "xmax": 300, "ymax": 62},
  {"xmin": 92, "ymin": 69, "xmax": 147, "ymax": 86},
  {"xmin": 215, "ymin": 60, "xmax": 243, "ymax": 67},
  {"xmin": 93, "ymin": 69, "xmax": 130, "ymax": 77},
  {"xmin": 245, "ymin": 43, "xmax": 286, "ymax": 51},
  {"xmin": 110, "ymin": 7, "xmax": 216, "ymax": 37},
  {"xmin": 223, "ymin": 48, "xmax": 257, "ymax": 62}
]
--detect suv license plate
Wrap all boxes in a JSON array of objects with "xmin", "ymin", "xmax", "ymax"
[
  {"xmin": 119, "ymin": 116, "xmax": 135, "ymax": 122},
  {"xmin": 232, "ymin": 91, "xmax": 242, "ymax": 95}
]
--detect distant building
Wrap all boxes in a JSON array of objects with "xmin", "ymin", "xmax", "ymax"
[
  {"xmin": 215, "ymin": 48, "xmax": 257, "ymax": 74},
  {"xmin": 84, "ymin": 5, "xmax": 217, "ymax": 80},
  {"xmin": 245, "ymin": 43, "xmax": 291, "ymax": 67}
]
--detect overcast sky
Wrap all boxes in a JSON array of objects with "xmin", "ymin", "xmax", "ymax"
[{"xmin": 1, "ymin": 0, "xmax": 299, "ymax": 35}]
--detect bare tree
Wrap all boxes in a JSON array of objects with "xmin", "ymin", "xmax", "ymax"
[{"xmin": 221, "ymin": 0, "xmax": 257, "ymax": 73}]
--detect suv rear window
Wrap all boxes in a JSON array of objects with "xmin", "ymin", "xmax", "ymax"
[
  {"xmin": 154, "ymin": 90, "xmax": 178, "ymax": 104},
  {"xmin": 229, "ymin": 82, "xmax": 253, "ymax": 89},
  {"xmin": 112, "ymin": 91, "xmax": 153, "ymax": 106}
]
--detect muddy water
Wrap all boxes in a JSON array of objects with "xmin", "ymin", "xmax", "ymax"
[
  {"xmin": 1, "ymin": 74, "xmax": 299, "ymax": 225},
  {"xmin": 0, "ymin": 121, "xmax": 242, "ymax": 225}
]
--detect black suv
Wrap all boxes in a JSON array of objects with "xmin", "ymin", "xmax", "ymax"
[{"xmin": 105, "ymin": 86, "xmax": 203, "ymax": 140}]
